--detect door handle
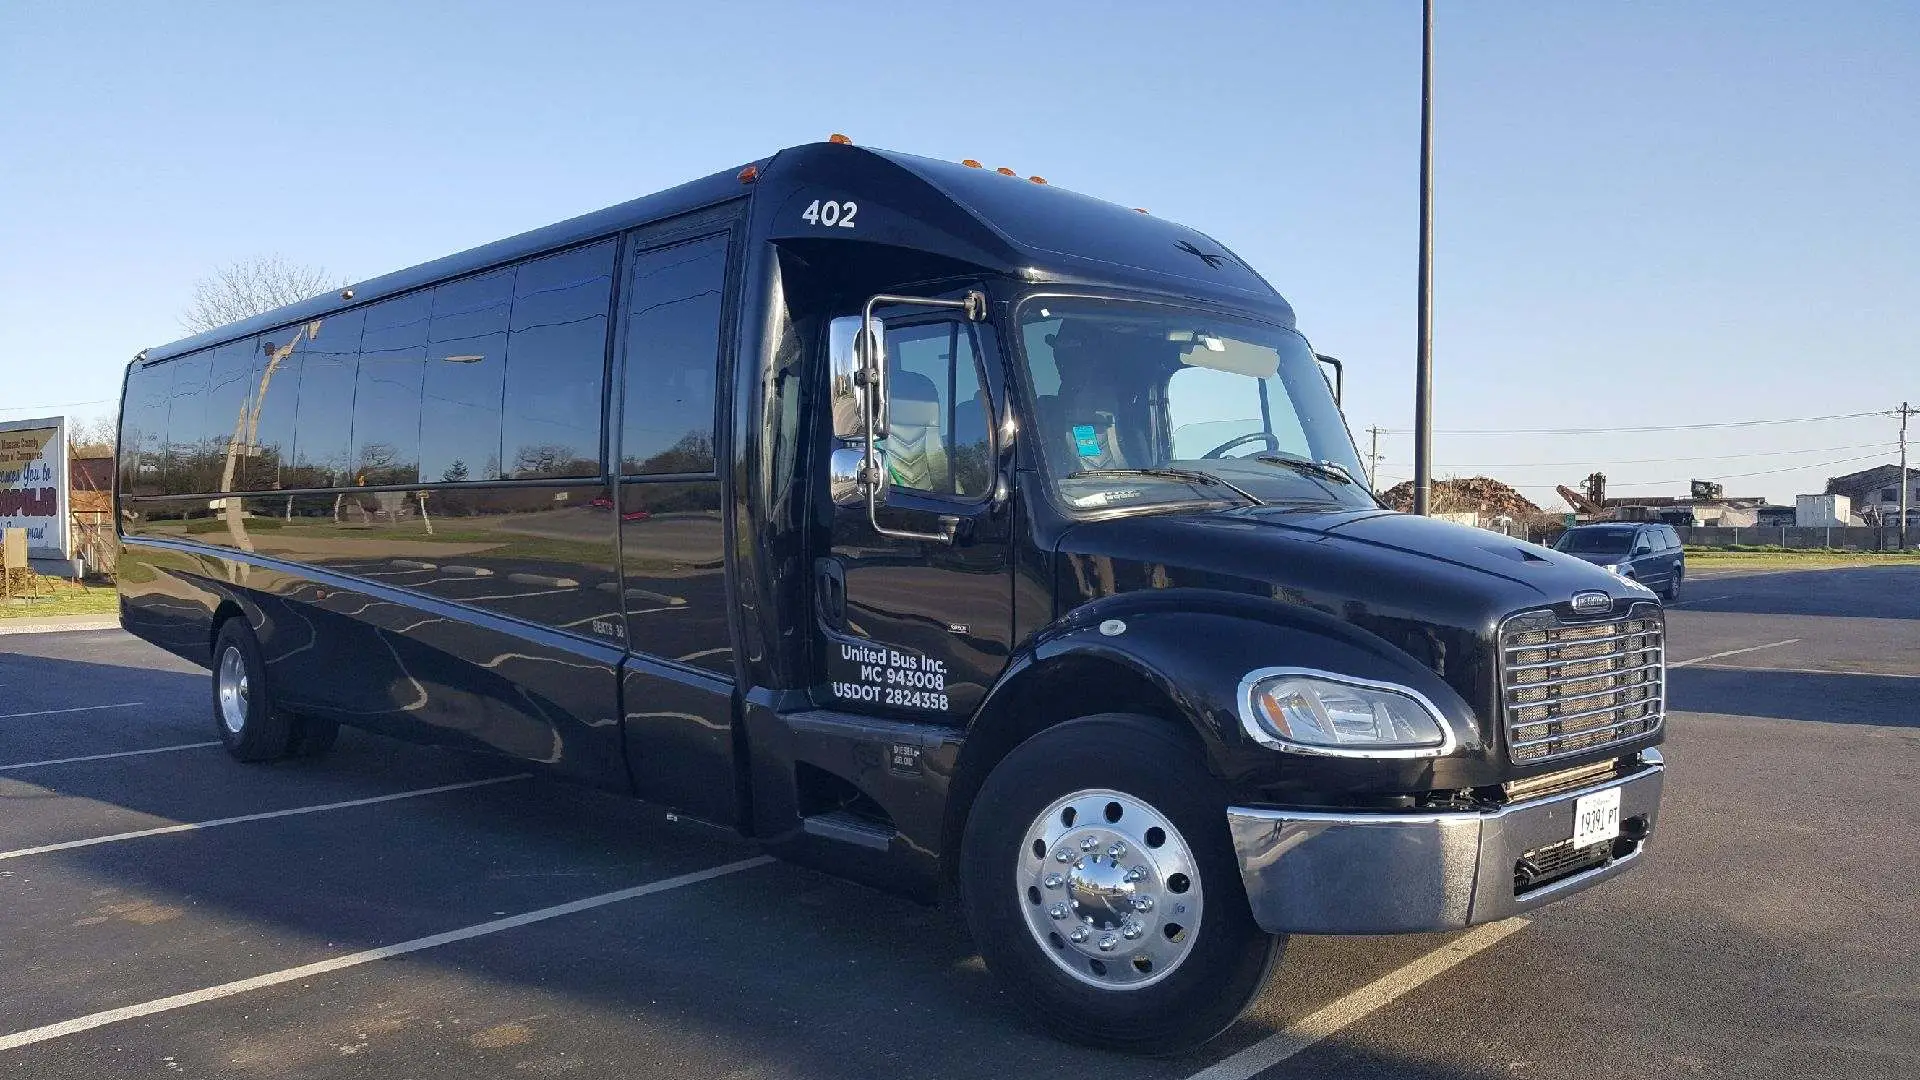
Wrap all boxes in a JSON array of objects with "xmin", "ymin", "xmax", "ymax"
[{"xmin": 815, "ymin": 558, "xmax": 847, "ymax": 628}]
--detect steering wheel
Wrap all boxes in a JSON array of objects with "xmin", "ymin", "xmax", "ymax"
[{"xmin": 1201, "ymin": 431, "xmax": 1280, "ymax": 459}]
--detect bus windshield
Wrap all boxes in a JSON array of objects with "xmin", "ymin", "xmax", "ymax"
[{"xmin": 1016, "ymin": 296, "xmax": 1372, "ymax": 512}]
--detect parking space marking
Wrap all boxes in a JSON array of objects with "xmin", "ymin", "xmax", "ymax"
[
  {"xmin": 0, "ymin": 774, "xmax": 530, "ymax": 862},
  {"xmin": 0, "ymin": 702, "xmax": 145, "ymax": 720},
  {"xmin": 1669, "ymin": 639, "xmax": 1799, "ymax": 668},
  {"xmin": 0, "ymin": 855, "xmax": 775, "ymax": 1052},
  {"xmin": 1667, "ymin": 595, "xmax": 1732, "ymax": 606},
  {"xmin": 0, "ymin": 742, "xmax": 220, "ymax": 772},
  {"xmin": 1686, "ymin": 664, "xmax": 1920, "ymax": 679},
  {"xmin": 1184, "ymin": 918, "xmax": 1529, "ymax": 1080}
]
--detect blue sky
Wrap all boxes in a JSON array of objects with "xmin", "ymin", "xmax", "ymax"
[{"xmin": 2, "ymin": 0, "xmax": 1914, "ymax": 506}]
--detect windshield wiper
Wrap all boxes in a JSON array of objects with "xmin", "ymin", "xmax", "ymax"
[
  {"xmin": 1250, "ymin": 454, "xmax": 1359, "ymax": 486},
  {"xmin": 1066, "ymin": 467, "xmax": 1265, "ymax": 506}
]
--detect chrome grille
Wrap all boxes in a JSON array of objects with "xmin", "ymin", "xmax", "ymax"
[{"xmin": 1500, "ymin": 604, "xmax": 1664, "ymax": 764}]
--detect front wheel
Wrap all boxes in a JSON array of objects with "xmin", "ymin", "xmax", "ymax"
[{"xmin": 960, "ymin": 714, "xmax": 1281, "ymax": 1054}]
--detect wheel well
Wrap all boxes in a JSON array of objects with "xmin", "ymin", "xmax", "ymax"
[
  {"xmin": 208, "ymin": 600, "xmax": 244, "ymax": 664},
  {"xmin": 941, "ymin": 654, "xmax": 1193, "ymax": 896}
]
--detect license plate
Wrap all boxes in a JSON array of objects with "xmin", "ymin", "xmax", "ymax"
[{"xmin": 1572, "ymin": 787, "xmax": 1622, "ymax": 849}]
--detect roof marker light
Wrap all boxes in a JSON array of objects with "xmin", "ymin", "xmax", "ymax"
[
  {"xmin": 961, "ymin": 159, "xmax": 983, "ymax": 168},
  {"xmin": 1029, "ymin": 176, "xmax": 1048, "ymax": 185},
  {"xmin": 1133, "ymin": 208, "xmax": 1149, "ymax": 214},
  {"xmin": 738, "ymin": 165, "xmax": 759, "ymax": 184},
  {"xmin": 996, "ymin": 167, "xmax": 1017, "ymax": 176},
  {"xmin": 828, "ymin": 133, "xmax": 852, "ymax": 145}
]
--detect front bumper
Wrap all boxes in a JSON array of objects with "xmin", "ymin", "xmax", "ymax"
[{"xmin": 1227, "ymin": 749, "xmax": 1664, "ymax": 934}]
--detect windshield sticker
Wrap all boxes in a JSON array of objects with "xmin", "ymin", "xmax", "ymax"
[{"xmin": 1073, "ymin": 425, "xmax": 1101, "ymax": 457}]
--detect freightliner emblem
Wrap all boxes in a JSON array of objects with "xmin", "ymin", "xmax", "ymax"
[{"xmin": 1570, "ymin": 591, "xmax": 1614, "ymax": 615}]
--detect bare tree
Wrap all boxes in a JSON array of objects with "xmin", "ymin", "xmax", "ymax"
[
  {"xmin": 67, "ymin": 415, "xmax": 118, "ymax": 457},
  {"xmin": 181, "ymin": 255, "xmax": 343, "ymax": 334}
]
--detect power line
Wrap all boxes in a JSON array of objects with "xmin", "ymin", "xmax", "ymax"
[
  {"xmin": 1589, "ymin": 452, "xmax": 1891, "ymax": 487},
  {"xmin": 1375, "ymin": 442, "xmax": 1897, "ymax": 469},
  {"xmin": 1373, "ymin": 409, "xmax": 1890, "ymax": 436},
  {"xmin": 0, "ymin": 398, "xmax": 113, "ymax": 413}
]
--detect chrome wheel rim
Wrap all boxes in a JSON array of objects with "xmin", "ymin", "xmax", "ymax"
[
  {"xmin": 216, "ymin": 646, "xmax": 249, "ymax": 735},
  {"xmin": 1016, "ymin": 788, "xmax": 1204, "ymax": 990}
]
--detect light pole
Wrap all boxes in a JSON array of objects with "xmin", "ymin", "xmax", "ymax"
[{"xmin": 1413, "ymin": 0, "xmax": 1436, "ymax": 516}]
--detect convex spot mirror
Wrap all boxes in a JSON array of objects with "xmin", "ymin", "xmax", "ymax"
[{"xmin": 829, "ymin": 446, "xmax": 888, "ymax": 508}]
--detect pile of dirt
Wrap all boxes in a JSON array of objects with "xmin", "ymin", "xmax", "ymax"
[{"xmin": 1379, "ymin": 476, "xmax": 1542, "ymax": 517}]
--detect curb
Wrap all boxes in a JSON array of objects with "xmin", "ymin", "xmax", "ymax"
[{"xmin": 0, "ymin": 616, "xmax": 123, "ymax": 637}]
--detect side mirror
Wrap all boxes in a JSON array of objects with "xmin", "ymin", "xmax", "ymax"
[
  {"xmin": 828, "ymin": 315, "xmax": 886, "ymax": 441},
  {"xmin": 829, "ymin": 447, "xmax": 888, "ymax": 508},
  {"xmin": 1315, "ymin": 353, "xmax": 1344, "ymax": 408}
]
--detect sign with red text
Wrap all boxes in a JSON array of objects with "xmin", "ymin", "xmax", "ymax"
[{"xmin": 0, "ymin": 416, "xmax": 69, "ymax": 560}]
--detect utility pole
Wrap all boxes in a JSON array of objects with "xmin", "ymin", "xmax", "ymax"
[
  {"xmin": 1367, "ymin": 426, "xmax": 1384, "ymax": 491},
  {"xmin": 1900, "ymin": 401, "xmax": 1913, "ymax": 550},
  {"xmin": 1412, "ymin": 0, "xmax": 1436, "ymax": 516}
]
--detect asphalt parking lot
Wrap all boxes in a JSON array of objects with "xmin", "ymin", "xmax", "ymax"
[{"xmin": 2, "ymin": 566, "xmax": 1915, "ymax": 1079}]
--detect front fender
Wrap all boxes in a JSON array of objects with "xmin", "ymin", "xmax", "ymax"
[{"xmin": 980, "ymin": 588, "xmax": 1499, "ymax": 806}]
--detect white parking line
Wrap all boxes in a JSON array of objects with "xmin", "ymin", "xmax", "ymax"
[
  {"xmin": 1670, "ymin": 639, "xmax": 1800, "ymax": 668},
  {"xmin": 1185, "ymin": 918, "xmax": 1529, "ymax": 1080},
  {"xmin": 1688, "ymin": 664, "xmax": 1920, "ymax": 679},
  {"xmin": 1667, "ymin": 595, "xmax": 1732, "ymax": 606},
  {"xmin": 0, "ymin": 702, "xmax": 144, "ymax": 721},
  {"xmin": 0, "ymin": 855, "xmax": 775, "ymax": 1052},
  {"xmin": 0, "ymin": 741, "xmax": 219, "ymax": 772},
  {"xmin": 0, "ymin": 774, "xmax": 529, "ymax": 862}
]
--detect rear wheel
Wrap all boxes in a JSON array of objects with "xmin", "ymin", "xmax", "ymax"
[
  {"xmin": 960, "ymin": 714, "xmax": 1281, "ymax": 1055},
  {"xmin": 212, "ymin": 619, "xmax": 296, "ymax": 762},
  {"xmin": 1663, "ymin": 566, "xmax": 1683, "ymax": 602}
]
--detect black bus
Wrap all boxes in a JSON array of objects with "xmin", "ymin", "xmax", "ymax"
[{"xmin": 117, "ymin": 140, "xmax": 1666, "ymax": 1052}]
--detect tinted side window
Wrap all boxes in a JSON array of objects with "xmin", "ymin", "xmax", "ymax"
[
  {"xmin": 352, "ymin": 293, "xmax": 431, "ymax": 486},
  {"xmin": 246, "ymin": 328, "xmax": 306, "ymax": 491},
  {"xmin": 161, "ymin": 351, "xmax": 213, "ymax": 494},
  {"xmin": 202, "ymin": 336, "xmax": 263, "ymax": 491},
  {"xmin": 286, "ymin": 310, "xmax": 366, "ymax": 489},
  {"xmin": 423, "ymin": 268, "xmax": 512, "ymax": 483},
  {"xmin": 619, "ymin": 234, "xmax": 727, "ymax": 476},
  {"xmin": 504, "ymin": 241, "xmax": 615, "ymax": 478},
  {"xmin": 202, "ymin": 337, "xmax": 261, "ymax": 493},
  {"xmin": 882, "ymin": 320, "xmax": 992, "ymax": 498},
  {"xmin": 118, "ymin": 362, "xmax": 172, "ymax": 496}
]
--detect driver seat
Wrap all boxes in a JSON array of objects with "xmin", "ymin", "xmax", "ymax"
[{"xmin": 886, "ymin": 369, "xmax": 947, "ymax": 491}]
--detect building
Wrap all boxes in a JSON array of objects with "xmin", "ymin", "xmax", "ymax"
[
  {"xmin": 1605, "ymin": 495, "xmax": 1766, "ymax": 527},
  {"xmin": 1826, "ymin": 465, "xmax": 1920, "ymax": 525}
]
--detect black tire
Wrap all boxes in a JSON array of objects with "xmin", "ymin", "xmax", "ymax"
[
  {"xmin": 211, "ymin": 619, "xmax": 296, "ymax": 762},
  {"xmin": 959, "ymin": 714, "xmax": 1281, "ymax": 1055},
  {"xmin": 1663, "ymin": 567, "xmax": 1683, "ymax": 602}
]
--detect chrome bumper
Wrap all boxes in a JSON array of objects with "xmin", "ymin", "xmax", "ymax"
[{"xmin": 1227, "ymin": 749, "xmax": 1664, "ymax": 935}]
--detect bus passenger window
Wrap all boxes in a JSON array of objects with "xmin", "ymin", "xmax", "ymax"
[
  {"xmin": 620, "ymin": 233, "xmax": 728, "ymax": 476},
  {"xmin": 504, "ymin": 240, "xmax": 616, "ymax": 478}
]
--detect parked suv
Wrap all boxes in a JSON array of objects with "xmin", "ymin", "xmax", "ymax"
[{"xmin": 1555, "ymin": 524, "xmax": 1684, "ymax": 600}]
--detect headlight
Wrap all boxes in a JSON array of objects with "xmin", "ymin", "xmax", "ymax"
[{"xmin": 1238, "ymin": 669, "xmax": 1456, "ymax": 758}]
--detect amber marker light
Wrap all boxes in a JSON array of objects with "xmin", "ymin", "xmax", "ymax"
[
  {"xmin": 737, "ymin": 165, "xmax": 759, "ymax": 183},
  {"xmin": 828, "ymin": 133, "xmax": 852, "ymax": 144},
  {"xmin": 996, "ymin": 167, "xmax": 1017, "ymax": 176},
  {"xmin": 1029, "ymin": 176, "xmax": 1048, "ymax": 185},
  {"xmin": 961, "ymin": 159, "xmax": 983, "ymax": 168}
]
